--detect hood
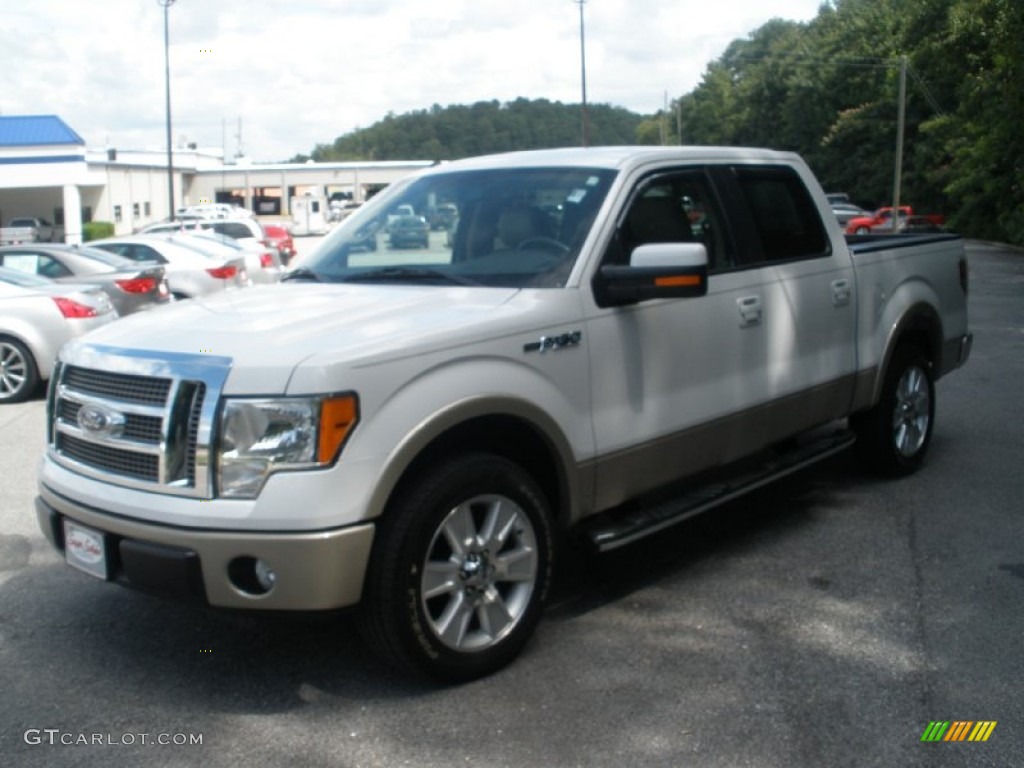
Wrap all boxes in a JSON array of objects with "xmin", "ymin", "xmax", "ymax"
[{"xmin": 76, "ymin": 283, "xmax": 521, "ymax": 392}]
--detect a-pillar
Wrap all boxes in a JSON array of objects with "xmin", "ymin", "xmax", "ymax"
[{"xmin": 63, "ymin": 185, "xmax": 83, "ymax": 245}]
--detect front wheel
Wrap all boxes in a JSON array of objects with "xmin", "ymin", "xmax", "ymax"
[
  {"xmin": 851, "ymin": 345, "xmax": 935, "ymax": 476},
  {"xmin": 357, "ymin": 454, "xmax": 554, "ymax": 681}
]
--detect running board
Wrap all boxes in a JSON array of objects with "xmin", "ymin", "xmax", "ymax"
[{"xmin": 580, "ymin": 429, "xmax": 856, "ymax": 553}]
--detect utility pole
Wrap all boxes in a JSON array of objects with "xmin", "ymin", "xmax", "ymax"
[
  {"xmin": 158, "ymin": 0, "xmax": 177, "ymax": 221},
  {"xmin": 891, "ymin": 55, "xmax": 907, "ymax": 231},
  {"xmin": 661, "ymin": 91, "xmax": 668, "ymax": 145},
  {"xmin": 573, "ymin": 0, "xmax": 590, "ymax": 147}
]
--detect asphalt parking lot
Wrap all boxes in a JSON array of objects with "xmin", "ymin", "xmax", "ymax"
[{"xmin": 0, "ymin": 240, "xmax": 1021, "ymax": 767}]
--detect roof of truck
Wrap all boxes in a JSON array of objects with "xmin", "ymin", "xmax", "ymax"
[{"xmin": 428, "ymin": 145, "xmax": 803, "ymax": 173}]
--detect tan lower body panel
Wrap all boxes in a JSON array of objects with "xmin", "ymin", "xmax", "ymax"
[
  {"xmin": 588, "ymin": 375, "xmax": 857, "ymax": 514},
  {"xmin": 37, "ymin": 484, "xmax": 375, "ymax": 611}
]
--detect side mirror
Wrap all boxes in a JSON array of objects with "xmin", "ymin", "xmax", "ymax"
[{"xmin": 593, "ymin": 242, "xmax": 709, "ymax": 307}]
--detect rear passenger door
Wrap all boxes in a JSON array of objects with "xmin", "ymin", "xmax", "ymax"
[
  {"xmin": 584, "ymin": 163, "xmax": 856, "ymax": 509},
  {"xmin": 720, "ymin": 165, "xmax": 857, "ymax": 419}
]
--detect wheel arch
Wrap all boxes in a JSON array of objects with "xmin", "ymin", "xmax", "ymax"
[
  {"xmin": 870, "ymin": 302, "xmax": 943, "ymax": 407},
  {"xmin": 0, "ymin": 328, "xmax": 49, "ymax": 380},
  {"xmin": 365, "ymin": 397, "xmax": 585, "ymax": 531}
]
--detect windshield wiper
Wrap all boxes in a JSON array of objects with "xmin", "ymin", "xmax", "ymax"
[
  {"xmin": 281, "ymin": 267, "xmax": 323, "ymax": 282},
  {"xmin": 339, "ymin": 267, "xmax": 480, "ymax": 286}
]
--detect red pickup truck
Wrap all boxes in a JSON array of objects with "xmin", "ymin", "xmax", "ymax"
[{"xmin": 845, "ymin": 206, "xmax": 944, "ymax": 234}]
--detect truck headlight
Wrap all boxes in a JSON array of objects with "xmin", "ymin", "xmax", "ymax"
[{"xmin": 217, "ymin": 394, "xmax": 358, "ymax": 498}]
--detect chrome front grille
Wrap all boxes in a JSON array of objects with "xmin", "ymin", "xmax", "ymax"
[
  {"xmin": 48, "ymin": 345, "xmax": 231, "ymax": 498},
  {"xmin": 56, "ymin": 433, "xmax": 161, "ymax": 481},
  {"xmin": 58, "ymin": 399, "xmax": 164, "ymax": 443},
  {"xmin": 63, "ymin": 365, "xmax": 171, "ymax": 404}
]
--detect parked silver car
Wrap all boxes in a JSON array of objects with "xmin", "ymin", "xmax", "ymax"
[
  {"xmin": 0, "ymin": 267, "xmax": 116, "ymax": 403},
  {"xmin": 139, "ymin": 221, "xmax": 283, "ymax": 282},
  {"xmin": 0, "ymin": 244, "xmax": 170, "ymax": 316},
  {"xmin": 165, "ymin": 232, "xmax": 283, "ymax": 285},
  {"xmin": 90, "ymin": 236, "xmax": 249, "ymax": 300}
]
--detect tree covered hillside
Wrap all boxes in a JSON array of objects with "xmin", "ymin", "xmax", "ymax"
[
  {"xmin": 671, "ymin": 0, "xmax": 1023, "ymax": 244},
  {"xmin": 296, "ymin": 0, "xmax": 1022, "ymax": 245},
  {"xmin": 300, "ymin": 99, "xmax": 645, "ymax": 164}
]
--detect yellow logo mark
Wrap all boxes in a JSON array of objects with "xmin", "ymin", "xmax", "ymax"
[{"xmin": 921, "ymin": 721, "xmax": 997, "ymax": 742}]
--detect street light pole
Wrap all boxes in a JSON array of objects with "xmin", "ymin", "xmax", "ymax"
[
  {"xmin": 573, "ymin": 0, "xmax": 590, "ymax": 148},
  {"xmin": 891, "ymin": 55, "xmax": 907, "ymax": 232},
  {"xmin": 158, "ymin": 0, "xmax": 177, "ymax": 221}
]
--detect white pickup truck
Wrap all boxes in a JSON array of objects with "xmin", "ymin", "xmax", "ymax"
[
  {"xmin": 36, "ymin": 147, "xmax": 971, "ymax": 680},
  {"xmin": 0, "ymin": 217, "xmax": 57, "ymax": 244}
]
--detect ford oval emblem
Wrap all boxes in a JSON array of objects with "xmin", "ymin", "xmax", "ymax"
[{"xmin": 77, "ymin": 403, "xmax": 126, "ymax": 438}]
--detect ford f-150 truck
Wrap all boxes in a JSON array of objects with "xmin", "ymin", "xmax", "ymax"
[{"xmin": 36, "ymin": 147, "xmax": 971, "ymax": 681}]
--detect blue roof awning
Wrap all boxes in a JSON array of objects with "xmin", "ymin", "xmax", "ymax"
[{"xmin": 0, "ymin": 115, "xmax": 85, "ymax": 147}]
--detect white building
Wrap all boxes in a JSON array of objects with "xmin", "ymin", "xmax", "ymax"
[{"xmin": 0, "ymin": 115, "xmax": 432, "ymax": 242}]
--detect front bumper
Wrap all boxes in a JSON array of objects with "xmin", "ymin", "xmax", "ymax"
[{"xmin": 36, "ymin": 484, "xmax": 375, "ymax": 611}]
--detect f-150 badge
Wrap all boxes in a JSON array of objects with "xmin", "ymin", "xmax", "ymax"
[{"xmin": 524, "ymin": 331, "xmax": 582, "ymax": 354}]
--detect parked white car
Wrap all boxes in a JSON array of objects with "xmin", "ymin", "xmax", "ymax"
[
  {"xmin": 166, "ymin": 232, "xmax": 282, "ymax": 285},
  {"xmin": 175, "ymin": 204, "xmax": 253, "ymax": 219},
  {"xmin": 90, "ymin": 236, "xmax": 249, "ymax": 299}
]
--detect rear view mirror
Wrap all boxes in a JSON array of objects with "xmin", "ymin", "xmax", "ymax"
[{"xmin": 594, "ymin": 242, "xmax": 709, "ymax": 307}]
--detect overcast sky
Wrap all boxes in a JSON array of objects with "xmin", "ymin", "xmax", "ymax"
[{"xmin": 4, "ymin": 0, "xmax": 825, "ymax": 162}]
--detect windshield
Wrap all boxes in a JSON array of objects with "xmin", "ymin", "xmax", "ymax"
[{"xmin": 297, "ymin": 166, "xmax": 615, "ymax": 288}]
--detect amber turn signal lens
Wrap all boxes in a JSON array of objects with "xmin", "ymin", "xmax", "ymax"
[
  {"xmin": 654, "ymin": 274, "xmax": 702, "ymax": 287},
  {"xmin": 318, "ymin": 395, "xmax": 359, "ymax": 463}
]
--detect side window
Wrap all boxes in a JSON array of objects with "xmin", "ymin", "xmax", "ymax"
[
  {"xmin": 97, "ymin": 243, "xmax": 129, "ymax": 259},
  {"xmin": 613, "ymin": 170, "xmax": 733, "ymax": 272},
  {"xmin": 130, "ymin": 244, "xmax": 166, "ymax": 264},
  {"xmin": 101, "ymin": 244, "xmax": 165, "ymax": 264},
  {"xmin": 37, "ymin": 255, "xmax": 73, "ymax": 279},
  {"xmin": 0, "ymin": 252, "xmax": 71, "ymax": 278},
  {"xmin": 734, "ymin": 167, "xmax": 830, "ymax": 262}
]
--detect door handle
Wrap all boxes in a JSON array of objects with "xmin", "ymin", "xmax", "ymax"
[
  {"xmin": 831, "ymin": 279, "xmax": 852, "ymax": 306},
  {"xmin": 737, "ymin": 295, "xmax": 762, "ymax": 327}
]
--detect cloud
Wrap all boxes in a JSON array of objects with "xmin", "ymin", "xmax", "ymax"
[{"xmin": 1, "ymin": 0, "xmax": 825, "ymax": 162}]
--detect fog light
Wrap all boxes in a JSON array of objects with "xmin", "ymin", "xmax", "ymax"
[
  {"xmin": 228, "ymin": 556, "xmax": 276, "ymax": 596},
  {"xmin": 255, "ymin": 559, "xmax": 276, "ymax": 591}
]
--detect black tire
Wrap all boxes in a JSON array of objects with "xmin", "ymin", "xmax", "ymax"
[
  {"xmin": 851, "ymin": 345, "xmax": 935, "ymax": 476},
  {"xmin": 357, "ymin": 453, "xmax": 554, "ymax": 682},
  {"xmin": 0, "ymin": 336, "xmax": 40, "ymax": 404}
]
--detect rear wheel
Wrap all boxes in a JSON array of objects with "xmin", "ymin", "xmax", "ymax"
[
  {"xmin": 851, "ymin": 345, "xmax": 935, "ymax": 476},
  {"xmin": 358, "ymin": 453, "xmax": 554, "ymax": 681},
  {"xmin": 0, "ymin": 337, "xmax": 40, "ymax": 403}
]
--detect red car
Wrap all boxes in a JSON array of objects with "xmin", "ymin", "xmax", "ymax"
[
  {"xmin": 845, "ymin": 206, "xmax": 944, "ymax": 235},
  {"xmin": 262, "ymin": 223, "xmax": 296, "ymax": 265}
]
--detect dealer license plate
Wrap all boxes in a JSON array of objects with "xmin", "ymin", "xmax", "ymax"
[{"xmin": 63, "ymin": 520, "xmax": 109, "ymax": 580}]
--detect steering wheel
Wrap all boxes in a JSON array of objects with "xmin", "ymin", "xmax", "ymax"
[{"xmin": 517, "ymin": 237, "xmax": 570, "ymax": 255}]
